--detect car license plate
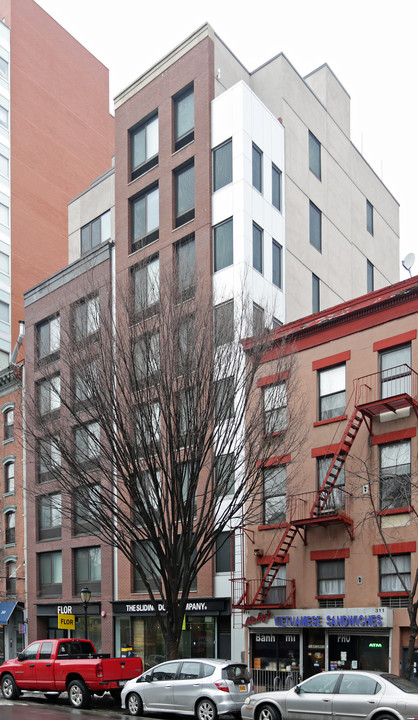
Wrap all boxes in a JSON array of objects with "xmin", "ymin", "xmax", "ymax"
[
  {"xmin": 239, "ymin": 685, "xmax": 246, "ymax": 692},
  {"xmin": 118, "ymin": 680, "xmax": 127, "ymax": 687}
]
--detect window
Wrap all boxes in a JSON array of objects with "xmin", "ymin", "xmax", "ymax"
[
  {"xmin": 131, "ymin": 183, "xmax": 159, "ymax": 252},
  {"xmin": 174, "ymin": 160, "xmax": 195, "ymax": 228},
  {"xmin": 81, "ymin": 210, "xmax": 111, "ymax": 255},
  {"xmin": 309, "ymin": 201, "xmax": 322, "ymax": 251},
  {"xmin": 214, "ymin": 300, "xmax": 234, "ymax": 346},
  {"xmin": 367, "ymin": 259, "xmax": 374, "ymax": 293},
  {"xmin": 380, "ymin": 440, "xmax": 411, "ymax": 510},
  {"xmin": 175, "ymin": 234, "xmax": 195, "ymax": 298},
  {"xmin": 5, "ymin": 510, "xmax": 15, "ymax": 544},
  {"xmin": 74, "ymin": 295, "xmax": 99, "ymax": 341},
  {"xmin": 38, "ymin": 550, "xmax": 62, "ymax": 597},
  {"xmin": 75, "ymin": 421, "xmax": 100, "ymax": 464},
  {"xmin": 136, "ymin": 402, "xmax": 161, "ymax": 450},
  {"xmin": 73, "ymin": 485, "xmax": 100, "ymax": 536},
  {"xmin": 74, "ymin": 360, "xmax": 98, "ymax": 406},
  {"xmin": 39, "ymin": 641, "xmax": 54, "ymax": 660},
  {"xmin": 0, "ymin": 106, "xmax": 8, "ymax": 129},
  {"xmin": 264, "ymin": 383, "xmax": 287, "ymax": 434},
  {"xmin": 4, "ymin": 461, "xmax": 14, "ymax": 493},
  {"xmin": 272, "ymin": 240, "xmax": 282, "ymax": 289},
  {"xmin": 253, "ymin": 302, "xmax": 265, "ymax": 335},
  {"xmin": 264, "ymin": 465, "xmax": 286, "ymax": 524},
  {"xmin": 215, "ymin": 531, "xmax": 234, "ymax": 573},
  {"xmin": 177, "ymin": 314, "xmax": 196, "ymax": 372},
  {"xmin": 253, "ymin": 222, "xmax": 263, "ymax": 274},
  {"xmin": 312, "ymin": 273, "xmax": 320, "ymax": 313},
  {"xmin": 252, "ymin": 143, "xmax": 263, "ymax": 192},
  {"xmin": 318, "ymin": 364, "xmax": 345, "ymax": 420},
  {"xmin": 74, "ymin": 546, "xmax": 101, "ymax": 595},
  {"xmin": 136, "ymin": 470, "xmax": 161, "ymax": 519},
  {"xmin": 0, "ymin": 299, "xmax": 9, "ymax": 323},
  {"xmin": 380, "ymin": 343, "xmax": 411, "ymax": 398},
  {"xmin": 0, "ymin": 250, "xmax": 9, "ymax": 274},
  {"xmin": 213, "ymin": 218, "xmax": 233, "ymax": 272},
  {"xmin": 213, "ymin": 139, "xmax": 232, "ymax": 191},
  {"xmin": 132, "ymin": 255, "xmax": 159, "ymax": 316},
  {"xmin": 0, "ymin": 57, "xmax": 8, "ymax": 81},
  {"xmin": 214, "ymin": 454, "xmax": 235, "ymax": 496},
  {"xmin": 37, "ymin": 316, "xmax": 60, "ymax": 362},
  {"xmin": 214, "ymin": 377, "xmax": 235, "ymax": 424},
  {"xmin": 134, "ymin": 332, "xmax": 160, "ymax": 385},
  {"xmin": 37, "ymin": 436, "xmax": 61, "ymax": 483},
  {"xmin": 6, "ymin": 560, "xmax": 16, "ymax": 596},
  {"xmin": 173, "ymin": 83, "xmax": 194, "ymax": 151},
  {"xmin": 379, "ymin": 554, "xmax": 411, "ymax": 593},
  {"xmin": 272, "ymin": 164, "xmax": 282, "ymax": 211},
  {"xmin": 134, "ymin": 541, "xmax": 160, "ymax": 593},
  {"xmin": 317, "ymin": 559, "xmax": 345, "ymax": 596},
  {"xmin": 130, "ymin": 111, "xmax": 158, "ymax": 180},
  {"xmin": 339, "ymin": 675, "xmax": 381, "ymax": 695},
  {"xmin": 4, "ymin": 407, "xmax": 14, "ymax": 440},
  {"xmin": 38, "ymin": 493, "xmax": 62, "ymax": 540},
  {"xmin": 0, "ymin": 153, "xmax": 9, "ymax": 178},
  {"xmin": 317, "ymin": 456, "xmax": 345, "ymax": 512},
  {"xmin": 38, "ymin": 376, "xmax": 61, "ymax": 416},
  {"xmin": 367, "ymin": 199, "xmax": 374, "ymax": 235},
  {"xmin": 309, "ymin": 131, "xmax": 321, "ymax": 179}
]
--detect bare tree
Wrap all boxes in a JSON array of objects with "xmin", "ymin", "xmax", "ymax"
[{"xmin": 24, "ymin": 269, "xmax": 304, "ymax": 659}]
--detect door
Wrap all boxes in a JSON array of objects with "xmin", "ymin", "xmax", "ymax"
[
  {"xmin": 35, "ymin": 641, "xmax": 55, "ymax": 690},
  {"xmin": 173, "ymin": 661, "xmax": 204, "ymax": 711},
  {"xmin": 332, "ymin": 673, "xmax": 383, "ymax": 720},
  {"xmin": 13, "ymin": 642, "xmax": 41, "ymax": 689},
  {"xmin": 142, "ymin": 661, "xmax": 179, "ymax": 711},
  {"xmin": 285, "ymin": 672, "xmax": 339, "ymax": 720}
]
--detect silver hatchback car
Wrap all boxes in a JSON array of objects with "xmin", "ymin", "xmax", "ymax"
[{"xmin": 121, "ymin": 657, "xmax": 252, "ymax": 719}]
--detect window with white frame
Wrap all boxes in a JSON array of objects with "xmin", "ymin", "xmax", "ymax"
[
  {"xmin": 213, "ymin": 218, "xmax": 233, "ymax": 272},
  {"xmin": 131, "ymin": 183, "xmax": 159, "ymax": 251},
  {"xmin": 312, "ymin": 273, "xmax": 320, "ymax": 313},
  {"xmin": 309, "ymin": 131, "xmax": 321, "ymax": 180},
  {"xmin": 379, "ymin": 343, "xmax": 411, "ymax": 398},
  {"xmin": 367, "ymin": 199, "xmax": 374, "ymax": 235},
  {"xmin": 252, "ymin": 143, "xmax": 263, "ymax": 192},
  {"xmin": 379, "ymin": 440, "xmax": 411, "ymax": 510},
  {"xmin": 310, "ymin": 201, "xmax": 322, "ymax": 251},
  {"xmin": 272, "ymin": 240, "xmax": 282, "ymax": 289},
  {"xmin": 130, "ymin": 110, "xmax": 159, "ymax": 180},
  {"xmin": 379, "ymin": 554, "xmax": 411, "ymax": 594},
  {"xmin": 263, "ymin": 383, "xmax": 287, "ymax": 435},
  {"xmin": 5, "ymin": 509, "xmax": 15, "ymax": 544},
  {"xmin": 75, "ymin": 421, "xmax": 100, "ymax": 464},
  {"xmin": 6, "ymin": 560, "xmax": 16, "ymax": 596},
  {"xmin": 3, "ymin": 406, "xmax": 14, "ymax": 441},
  {"xmin": 253, "ymin": 222, "xmax": 263, "ymax": 274},
  {"xmin": 317, "ymin": 559, "xmax": 345, "ymax": 596},
  {"xmin": 214, "ymin": 300, "xmax": 234, "ymax": 347},
  {"xmin": 263, "ymin": 465, "xmax": 286, "ymax": 524},
  {"xmin": 317, "ymin": 455, "xmax": 345, "ymax": 512},
  {"xmin": 4, "ymin": 459, "xmax": 14, "ymax": 494},
  {"xmin": 215, "ymin": 531, "xmax": 234, "ymax": 573},
  {"xmin": 272, "ymin": 164, "xmax": 282, "ymax": 211},
  {"xmin": 37, "ymin": 315, "xmax": 60, "ymax": 362},
  {"xmin": 318, "ymin": 364, "xmax": 345, "ymax": 420}
]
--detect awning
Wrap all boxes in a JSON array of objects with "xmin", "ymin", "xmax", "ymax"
[{"xmin": 0, "ymin": 601, "xmax": 17, "ymax": 625}]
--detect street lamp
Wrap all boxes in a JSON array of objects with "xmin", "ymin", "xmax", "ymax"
[{"xmin": 80, "ymin": 586, "xmax": 91, "ymax": 640}]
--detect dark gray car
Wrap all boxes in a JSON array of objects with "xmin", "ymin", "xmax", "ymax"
[{"xmin": 121, "ymin": 658, "xmax": 252, "ymax": 719}]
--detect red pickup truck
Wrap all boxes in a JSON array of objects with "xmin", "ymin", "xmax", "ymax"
[{"xmin": 0, "ymin": 638, "xmax": 143, "ymax": 708}]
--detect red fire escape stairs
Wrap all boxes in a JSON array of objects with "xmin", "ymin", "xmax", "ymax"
[{"xmin": 245, "ymin": 407, "xmax": 364, "ymax": 608}]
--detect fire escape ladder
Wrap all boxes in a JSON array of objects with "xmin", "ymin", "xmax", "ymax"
[
  {"xmin": 310, "ymin": 407, "xmax": 364, "ymax": 518},
  {"xmin": 250, "ymin": 522, "xmax": 298, "ymax": 606}
]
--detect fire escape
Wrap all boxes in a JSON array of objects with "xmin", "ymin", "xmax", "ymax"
[{"xmin": 232, "ymin": 364, "xmax": 418, "ymax": 614}]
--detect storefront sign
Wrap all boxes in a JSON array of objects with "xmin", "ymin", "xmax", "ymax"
[
  {"xmin": 245, "ymin": 607, "xmax": 393, "ymax": 630},
  {"xmin": 58, "ymin": 613, "xmax": 75, "ymax": 630},
  {"xmin": 245, "ymin": 611, "xmax": 272, "ymax": 627},
  {"xmin": 36, "ymin": 603, "xmax": 101, "ymax": 617},
  {"xmin": 113, "ymin": 598, "xmax": 228, "ymax": 615},
  {"xmin": 275, "ymin": 614, "xmax": 384, "ymax": 628}
]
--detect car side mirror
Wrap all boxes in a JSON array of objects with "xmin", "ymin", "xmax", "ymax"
[
  {"xmin": 17, "ymin": 653, "xmax": 25, "ymax": 661},
  {"xmin": 294, "ymin": 685, "xmax": 301, "ymax": 694}
]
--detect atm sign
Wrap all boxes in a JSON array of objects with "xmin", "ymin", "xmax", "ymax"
[{"xmin": 58, "ymin": 613, "xmax": 75, "ymax": 630}]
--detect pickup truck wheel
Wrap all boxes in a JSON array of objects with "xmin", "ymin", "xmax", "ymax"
[
  {"xmin": 1, "ymin": 674, "xmax": 20, "ymax": 700},
  {"xmin": 68, "ymin": 679, "xmax": 91, "ymax": 709},
  {"xmin": 127, "ymin": 691, "xmax": 143, "ymax": 716}
]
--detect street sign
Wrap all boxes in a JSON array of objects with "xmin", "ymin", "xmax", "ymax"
[{"xmin": 58, "ymin": 613, "xmax": 75, "ymax": 630}]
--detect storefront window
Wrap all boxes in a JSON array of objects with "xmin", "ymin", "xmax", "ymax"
[{"xmin": 74, "ymin": 616, "xmax": 102, "ymax": 653}]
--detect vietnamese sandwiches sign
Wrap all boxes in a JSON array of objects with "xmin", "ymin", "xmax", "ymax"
[{"xmin": 244, "ymin": 607, "xmax": 393, "ymax": 629}]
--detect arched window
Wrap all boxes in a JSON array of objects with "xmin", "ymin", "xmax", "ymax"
[
  {"xmin": 5, "ymin": 510, "xmax": 16, "ymax": 544},
  {"xmin": 5, "ymin": 559, "xmax": 16, "ymax": 596},
  {"xmin": 3, "ymin": 405, "xmax": 14, "ymax": 441},
  {"xmin": 4, "ymin": 459, "xmax": 15, "ymax": 493}
]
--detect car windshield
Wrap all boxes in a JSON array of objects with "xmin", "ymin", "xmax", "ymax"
[
  {"xmin": 381, "ymin": 674, "xmax": 418, "ymax": 694},
  {"xmin": 223, "ymin": 664, "xmax": 251, "ymax": 683}
]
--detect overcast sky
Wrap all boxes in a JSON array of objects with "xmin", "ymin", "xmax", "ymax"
[{"xmin": 36, "ymin": 0, "xmax": 417, "ymax": 278}]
